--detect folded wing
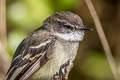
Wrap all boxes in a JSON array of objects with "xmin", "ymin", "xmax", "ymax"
[{"xmin": 6, "ymin": 32, "xmax": 56, "ymax": 80}]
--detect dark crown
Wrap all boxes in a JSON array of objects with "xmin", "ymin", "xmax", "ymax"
[{"xmin": 43, "ymin": 11, "xmax": 92, "ymax": 32}]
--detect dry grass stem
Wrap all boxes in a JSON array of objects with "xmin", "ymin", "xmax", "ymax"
[
  {"xmin": 0, "ymin": 0, "xmax": 7, "ymax": 48},
  {"xmin": 85, "ymin": 0, "xmax": 120, "ymax": 80}
]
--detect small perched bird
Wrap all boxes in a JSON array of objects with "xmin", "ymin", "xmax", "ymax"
[{"xmin": 6, "ymin": 11, "xmax": 91, "ymax": 80}]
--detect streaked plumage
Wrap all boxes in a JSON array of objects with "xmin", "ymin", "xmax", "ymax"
[
  {"xmin": 6, "ymin": 11, "xmax": 91, "ymax": 80},
  {"xmin": 6, "ymin": 29, "xmax": 56, "ymax": 80}
]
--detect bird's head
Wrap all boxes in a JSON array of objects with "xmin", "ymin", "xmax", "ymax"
[{"xmin": 44, "ymin": 11, "xmax": 92, "ymax": 41}]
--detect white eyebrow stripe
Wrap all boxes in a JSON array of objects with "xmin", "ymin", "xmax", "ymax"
[
  {"xmin": 56, "ymin": 18, "xmax": 66, "ymax": 23},
  {"xmin": 56, "ymin": 18, "xmax": 74, "ymax": 27},
  {"xmin": 30, "ymin": 40, "xmax": 51, "ymax": 49}
]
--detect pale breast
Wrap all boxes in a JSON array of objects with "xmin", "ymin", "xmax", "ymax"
[{"xmin": 30, "ymin": 40, "xmax": 79, "ymax": 80}]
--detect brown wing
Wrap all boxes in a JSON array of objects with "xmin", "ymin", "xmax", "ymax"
[{"xmin": 6, "ymin": 31, "xmax": 56, "ymax": 80}]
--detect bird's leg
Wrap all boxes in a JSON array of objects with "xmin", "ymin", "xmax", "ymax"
[{"xmin": 51, "ymin": 59, "xmax": 73, "ymax": 80}]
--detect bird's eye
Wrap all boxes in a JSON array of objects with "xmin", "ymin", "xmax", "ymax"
[
  {"xmin": 56, "ymin": 19, "xmax": 73, "ymax": 29},
  {"xmin": 64, "ymin": 24, "xmax": 73, "ymax": 29}
]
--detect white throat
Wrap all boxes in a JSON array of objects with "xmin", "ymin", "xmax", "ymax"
[{"xmin": 54, "ymin": 31, "xmax": 84, "ymax": 41}]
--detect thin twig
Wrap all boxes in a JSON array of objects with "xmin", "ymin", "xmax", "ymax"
[
  {"xmin": 0, "ymin": 41, "xmax": 10, "ymax": 80},
  {"xmin": 0, "ymin": 0, "xmax": 7, "ymax": 48},
  {"xmin": 85, "ymin": 0, "xmax": 119, "ymax": 80}
]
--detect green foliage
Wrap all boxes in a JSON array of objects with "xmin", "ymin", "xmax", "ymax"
[
  {"xmin": 53, "ymin": 0, "xmax": 78, "ymax": 11},
  {"xmin": 8, "ymin": 0, "xmax": 53, "ymax": 31},
  {"xmin": 8, "ymin": 31, "xmax": 26, "ymax": 57},
  {"xmin": 80, "ymin": 51, "xmax": 113, "ymax": 79}
]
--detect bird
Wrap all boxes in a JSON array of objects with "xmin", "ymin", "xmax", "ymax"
[{"xmin": 6, "ymin": 11, "xmax": 91, "ymax": 80}]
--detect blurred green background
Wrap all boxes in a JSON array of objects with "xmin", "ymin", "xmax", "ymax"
[{"xmin": 6, "ymin": 0, "xmax": 120, "ymax": 80}]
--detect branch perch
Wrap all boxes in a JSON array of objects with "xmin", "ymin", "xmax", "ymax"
[
  {"xmin": 85, "ymin": 0, "xmax": 120, "ymax": 80},
  {"xmin": 0, "ymin": 0, "xmax": 7, "ymax": 48}
]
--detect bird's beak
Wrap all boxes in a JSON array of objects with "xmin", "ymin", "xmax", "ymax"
[{"xmin": 80, "ymin": 26, "xmax": 93, "ymax": 31}]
